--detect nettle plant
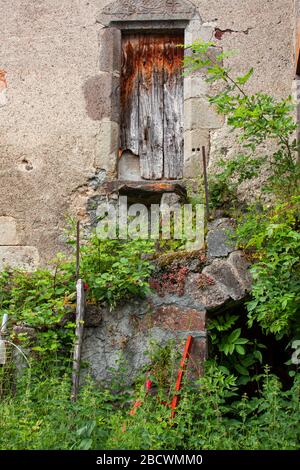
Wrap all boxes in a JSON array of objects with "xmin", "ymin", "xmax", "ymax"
[{"xmin": 184, "ymin": 40, "xmax": 300, "ymax": 341}]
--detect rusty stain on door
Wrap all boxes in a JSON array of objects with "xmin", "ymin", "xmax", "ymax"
[{"xmin": 120, "ymin": 31, "xmax": 184, "ymax": 180}]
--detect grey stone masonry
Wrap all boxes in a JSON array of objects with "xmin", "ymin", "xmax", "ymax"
[
  {"xmin": 81, "ymin": 239, "xmax": 252, "ymax": 384},
  {"xmin": 207, "ymin": 218, "xmax": 237, "ymax": 258},
  {"xmin": 98, "ymin": 27, "xmax": 121, "ymax": 74}
]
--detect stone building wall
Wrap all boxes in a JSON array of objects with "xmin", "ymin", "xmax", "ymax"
[
  {"xmin": 82, "ymin": 219, "xmax": 252, "ymax": 383},
  {"xmin": 0, "ymin": 0, "xmax": 296, "ymax": 269}
]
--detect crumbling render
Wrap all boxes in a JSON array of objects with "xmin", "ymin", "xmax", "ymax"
[{"xmin": 214, "ymin": 27, "xmax": 253, "ymax": 40}]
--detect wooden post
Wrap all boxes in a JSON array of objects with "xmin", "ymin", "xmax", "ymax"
[
  {"xmin": 1, "ymin": 313, "xmax": 8, "ymax": 335},
  {"xmin": 0, "ymin": 314, "xmax": 8, "ymax": 365},
  {"xmin": 202, "ymin": 146, "xmax": 210, "ymax": 220},
  {"xmin": 76, "ymin": 221, "xmax": 80, "ymax": 282},
  {"xmin": 71, "ymin": 279, "xmax": 85, "ymax": 401},
  {"xmin": 296, "ymin": 19, "xmax": 300, "ymax": 76}
]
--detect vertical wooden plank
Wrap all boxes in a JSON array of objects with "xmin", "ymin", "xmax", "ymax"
[
  {"xmin": 120, "ymin": 31, "xmax": 184, "ymax": 180},
  {"xmin": 120, "ymin": 33, "xmax": 140, "ymax": 156},
  {"xmin": 202, "ymin": 146, "xmax": 210, "ymax": 219},
  {"xmin": 76, "ymin": 220, "xmax": 80, "ymax": 282},
  {"xmin": 71, "ymin": 279, "xmax": 85, "ymax": 402},
  {"xmin": 1, "ymin": 313, "xmax": 8, "ymax": 335},
  {"xmin": 139, "ymin": 34, "xmax": 164, "ymax": 180},
  {"xmin": 163, "ymin": 32, "xmax": 184, "ymax": 179}
]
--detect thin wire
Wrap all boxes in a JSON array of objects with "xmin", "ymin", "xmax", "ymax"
[{"xmin": 3, "ymin": 340, "xmax": 30, "ymax": 367}]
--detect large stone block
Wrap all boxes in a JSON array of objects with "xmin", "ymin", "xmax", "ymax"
[
  {"xmin": 184, "ymin": 97, "xmax": 224, "ymax": 130},
  {"xmin": 98, "ymin": 27, "xmax": 121, "ymax": 74},
  {"xmin": 139, "ymin": 304, "xmax": 206, "ymax": 332},
  {"xmin": 184, "ymin": 76, "xmax": 208, "ymax": 100},
  {"xmin": 0, "ymin": 217, "xmax": 18, "ymax": 245},
  {"xmin": 203, "ymin": 259, "xmax": 245, "ymax": 301},
  {"xmin": 207, "ymin": 218, "xmax": 236, "ymax": 258},
  {"xmin": 98, "ymin": 0, "xmax": 197, "ymax": 26},
  {"xmin": 185, "ymin": 272, "xmax": 230, "ymax": 311},
  {"xmin": 0, "ymin": 246, "xmax": 39, "ymax": 271},
  {"xmin": 228, "ymin": 251, "xmax": 252, "ymax": 293},
  {"xmin": 183, "ymin": 129, "xmax": 210, "ymax": 178},
  {"xmin": 81, "ymin": 290, "xmax": 208, "ymax": 385},
  {"xmin": 94, "ymin": 119, "xmax": 119, "ymax": 174}
]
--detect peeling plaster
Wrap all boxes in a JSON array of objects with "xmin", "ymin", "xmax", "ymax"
[
  {"xmin": 0, "ymin": 69, "xmax": 8, "ymax": 107},
  {"xmin": 214, "ymin": 27, "xmax": 253, "ymax": 40}
]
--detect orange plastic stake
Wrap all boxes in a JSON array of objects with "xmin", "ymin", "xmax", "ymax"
[{"xmin": 170, "ymin": 335, "xmax": 194, "ymax": 418}]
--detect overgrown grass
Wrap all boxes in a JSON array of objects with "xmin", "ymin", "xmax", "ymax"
[{"xmin": 0, "ymin": 363, "xmax": 299, "ymax": 450}]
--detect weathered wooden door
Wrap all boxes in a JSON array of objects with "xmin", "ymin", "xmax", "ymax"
[{"xmin": 120, "ymin": 31, "xmax": 184, "ymax": 180}]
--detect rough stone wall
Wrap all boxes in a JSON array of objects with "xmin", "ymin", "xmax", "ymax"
[
  {"xmin": 0, "ymin": 0, "xmax": 295, "ymax": 269},
  {"xmin": 82, "ymin": 219, "xmax": 252, "ymax": 383},
  {"xmin": 0, "ymin": 0, "xmax": 112, "ymax": 267},
  {"xmin": 196, "ymin": 0, "xmax": 294, "ymax": 98}
]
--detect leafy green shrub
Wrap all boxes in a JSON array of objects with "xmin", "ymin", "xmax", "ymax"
[
  {"xmin": 77, "ymin": 235, "xmax": 155, "ymax": 308},
  {"xmin": 184, "ymin": 39, "xmax": 299, "ymax": 205},
  {"xmin": 0, "ymin": 265, "xmax": 75, "ymax": 356},
  {"xmin": 0, "ymin": 232, "xmax": 155, "ymax": 357},
  {"xmin": 208, "ymin": 313, "xmax": 266, "ymax": 386},
  {"xmin": 184, "ymin": 39, "xmax": 300, "ymax": 346},
  {"xmin": 237, "ymin": 197, "xmax": 300, "ymax": 338}
]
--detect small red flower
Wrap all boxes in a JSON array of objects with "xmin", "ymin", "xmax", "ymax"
[
  {"xmin": 145, "ymin": 379, "xmax": 152, "ymax": 391},
  {"xmin": 129, "ymin": 400, "xmax": 143, "ymax": 415}
]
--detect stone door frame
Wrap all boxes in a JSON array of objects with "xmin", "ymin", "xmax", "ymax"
[{"xmin": 95, "ymin": 0, "xmax": 222, "ymax": 182}]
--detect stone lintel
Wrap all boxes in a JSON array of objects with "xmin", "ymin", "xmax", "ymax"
[{"xmin": 98, "ymin": 0, "xmax": 197, "ymax": 27}]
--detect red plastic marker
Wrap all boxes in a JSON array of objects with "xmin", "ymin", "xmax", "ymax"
[{"xmin": 170, "ymin": 335, "xmax": 194, "ymax": 418}]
